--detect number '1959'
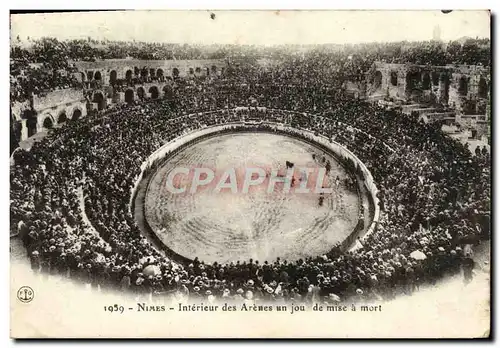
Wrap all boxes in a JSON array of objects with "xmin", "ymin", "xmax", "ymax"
[{"xmin": 104, "ymin": 304, "xmax": 125, "ymax": 313}]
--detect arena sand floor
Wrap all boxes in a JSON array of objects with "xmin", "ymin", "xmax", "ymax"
[{"xmin": 143, "ymin": 132, "xmax": 361, "ymax": 264}]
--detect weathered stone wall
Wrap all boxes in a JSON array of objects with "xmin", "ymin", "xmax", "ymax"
[
  {"xmin": 73, "ymin": 59, "xmax": 228, "ymax": 85},
  {"xmin": 33, "ymin": 88, "xmax": 84, "ymax": 111},
  {"xmin": 15, "ymin": 59, "xmax": 228, "ymax": 141}
]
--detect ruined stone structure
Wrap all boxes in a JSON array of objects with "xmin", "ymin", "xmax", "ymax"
[
  {"xmin": 73, "ymin": 59, "xmax": 227, "ymax": 85},
  {"xmin": 12, "ymin": 59, "xmax": 228, "ymax": 141},
  {"xmin": 75, "ymin": 59, "xmax": 227, "ymax": 111},
  {"xmin": 367, "ymin": 61, "xmax": 491, "ymax": 117},
  {"xmin": 12, "ymin": 88, "xmax": 87, "ymax": 141}
]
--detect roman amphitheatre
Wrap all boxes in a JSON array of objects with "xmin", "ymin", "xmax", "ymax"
[
  {"xmin": 136, "ymin": 127, "xmax": 375, "ymax": 264},
  {"xmin": 11, "ymin": 33, "xmax": 490, "ymax": 319}
]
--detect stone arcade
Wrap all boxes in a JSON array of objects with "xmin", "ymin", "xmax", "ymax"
[{"xmin": 11, "ymin": 58, "xmax": 227, "ymax": 141}]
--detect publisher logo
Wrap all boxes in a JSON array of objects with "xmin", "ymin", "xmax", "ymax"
[{"xmin": 17, "ymin": 286, "xmax": 34, "ymax": 303}]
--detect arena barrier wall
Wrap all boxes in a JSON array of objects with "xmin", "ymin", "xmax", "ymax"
[
  {"xmin": 129, "ymin": 108, "xmax": 381, "ymax": 257},
  {"xmin": 265, "ymin": 108, "xmax": 382, "ymax": 247}
]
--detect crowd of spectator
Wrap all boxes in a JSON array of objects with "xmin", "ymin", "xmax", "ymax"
[
  {"xmin": 11, "ymin": 36, "xmax": 490, "ymax": 104},
  {"xmin": 11, "ymin": 57, "xmax": 490, "ymax": 305}
]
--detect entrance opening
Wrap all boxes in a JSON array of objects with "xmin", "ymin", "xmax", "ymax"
[
  {"xmin": 373, "ymin": 71, "xmax": 383, "ymax": 90},
  {"xmin": 157, "ymin": 69, "xmax": 164, "ymax": 81},
  {"xmin": 125, "ymin": 89, "xmax": 134, "ymax": 104},
  {"xmin": 149, "ymin": 86, "xmax": 159, "ymax": 99},
  {"xmin": 172, "ymin": 68, "xmax": 179, "ymax": 78},
  {"xmin": 72, "ymin": 108, "xmax": 82, "ymax": 121},
  {"xmin": 27, "ymin": 116, "xmax": 37, "ymax": 137},
  {"xmin": 43, "ymin": 117, "xmax": 54, "ymax": 129},
  {"xmin": 478, "ymin": 77, "xmax": 488, "ymax": 99},
  {"xmin": 110, "ymin": 70, "xmax": 117, "ymax": 85},
  {"xmin": 57, "ymin": 111, "xmax": 67, "ymax": 124},
  {"xmin": 92, "ymin": 92, "xmax": 105, "ymax": 111},
  {"xmin": 406, "ymin": 71, "xmax": 421, "ymax": 92},
  {"xmin": 458, "ymin": 76, "xmax": 468, "ymax": 96},
  {"xmin": 439, "ymin": 73, "xmax": 450, "ymax": 104},
  {"xmin": 137, "ymin": 87, "xmax": 145, "ymax": 100},
  {"xmin": 126, "ymin": 70, "xmax": 133, "ymax": 81},
  {"xmin": 432, "ymin": 72, "xmax": 439, "ymax": 86},
  {"xmin": 390, "ymin": 71, "xmax": 398, "ymax": 86},
  {"xmin": 477, "ymin": 102, "xmax": 487, "ymax": 114},
  {"xmin": 94, "ymin": 71, "xmax": 102, "ymax": 81},
  {"xmin": 422, "ymin": 73, "xmax": 431, "ymax": 90}
]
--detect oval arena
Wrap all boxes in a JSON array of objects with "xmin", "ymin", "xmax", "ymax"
[{"xmin": 133, "ymin": 118, "xmax": 378, "ymax": 264}]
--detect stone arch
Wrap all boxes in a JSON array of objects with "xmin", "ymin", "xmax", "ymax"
[
  {"xmin": 439, "ymin": 73, "xmax": 450, "ymax": 104},
  {"xmin": 189, "ymin": 67, "xmax": 195, "ymax": 75},
  {"xmin": 478, "ymin": 77, "xmax": 488, "ymax": 98},
  {"xmin": 195, "ymin": 67, "xmax": 201, "ymax": 74},
  {"xmin": 126, "ymin": 69, "xmax": 133, "ymax": 81},
  {"xmin": 140, "ymin": 67, "xmax": 148, "ymax": 79},
  {"xmin": 42, "ymin": 114, "xmax": 55, "ymax": 130},
  {"xmin": 458, "ymin": 76, "xmax": 468, "ymax": 96},
  {"xmin": 92, "ymin": 91, "xmax": 106, "ymax": 111},
  {"xmin": 87, "ymin": 71, "xmax": 94, "ymax": 80},
  {"xmin": 390, "ymin": 71, "xmax": 398, "ymax": 86},
  {"xmin": 422, "ymin": 73, "xmax": 431, "ymax": 90},
  {"xmin": 406, "ymin": 70, "xmax": 421, "ymax": 92},
  {"xmin": 149, "ymin": 68, "xmax": 156, "ymax": 77},
  {"xmin": 137, "ymin": 86, "xmax": 145, "ymax": 100},
  {"xmin": 94, "ymin": 71, "xmax": 102, "ymax": 81},
  {"xmin": 157, "ymin": 69, "xmax": 164, "ymax": 80},
  {"xmin": 71, "ymin": 108, "xmax": 82, "ymax": 121},
  {"xmin": 373, "ymin": 71, "xmax": 383, "ymax": 90},
  {"xmin": 149, "ymin": 86, "xmax": 159, "ymax": 99},
  {"xmin": 172, "ymin": 68, "xmax": 180, "ymax": 78},
  {"xmin": 110, "ymin": 70, "xmax": 117, "ymax": 85},
  {"xmin": 134, "ymin": 67, "xmax": 140, "ymax": 76},
  {"xmin": 212, "ymin": 65, "xmax": 217, "ymax": 74},
  {"xmin": 57, "ymin": 110, "xmax": 67, "ymax": 124},
  {"xmin": 125, "ymin": 89, "xmax": 134, "ymax": 104}
]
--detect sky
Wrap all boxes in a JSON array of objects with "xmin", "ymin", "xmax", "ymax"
[{"xmin": 10, "ymin": 10, "xmax": 491, "ymax": 45}]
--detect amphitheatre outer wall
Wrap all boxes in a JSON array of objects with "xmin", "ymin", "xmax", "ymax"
[
  {"xmin": 73, "ymin": 58, "xmax": 228, "ymax": 85},
  {"xmin": 130, "ymin": 110, "xmax": 380, "ymax": 263}
]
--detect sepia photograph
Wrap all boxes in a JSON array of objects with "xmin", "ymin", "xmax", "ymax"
[{"xmin": 9, "ymin": 8, "xmax": 491, "ymax": 338}]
